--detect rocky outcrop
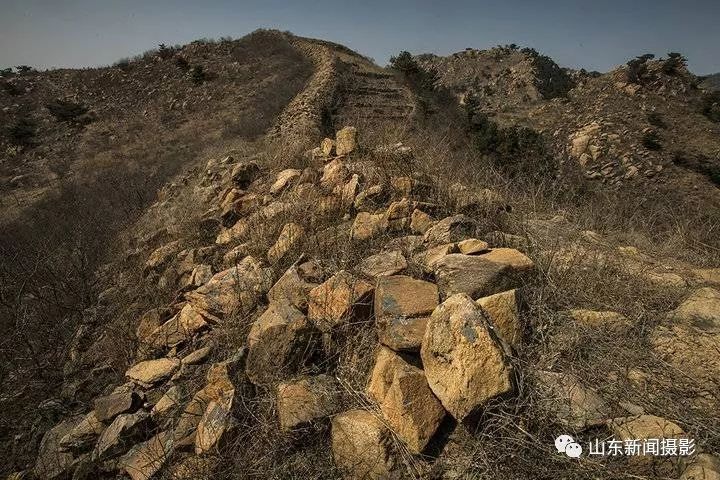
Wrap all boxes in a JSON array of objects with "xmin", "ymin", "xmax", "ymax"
[
  {"xmin": 331, "ymin": 410, "xmax": 397, "ymax": 479},
  {"xmin": 421, "ymin": 294, "xmax": 513, "ymax": 420}
]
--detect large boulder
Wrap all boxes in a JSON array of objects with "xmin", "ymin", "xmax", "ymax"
[
  {"xmin": 267, "ymin": 223, "xmax": 305, "ymax": 264},
  {"xmin": 59, "ymin": 411, "xmax": 106, "ymax": 451},
  {"xmin": 421, "ymin": 294, "xmax": 513, "ymax": 420},
  {"xmin": 119, "ymin": 430, "xmax": 174, "ymax": 480},
  {"xmin": 359, "ymin": 250, "xmax": 408, "ymax": 278},
  {"xmin": 476, "ymin": 289, "xmax": 523, "ymax": 349},
  {"xmin": 652, "ymin": 287, "xmax": 720, "ymax": 393},
  {"xmin": 308, "ymin": 271, "xmax": 373, "ymax": 331},
  {"xmin": 126, "ymin": 358, "xmax": 180, "ymax": 388},
  {"xmin": 423, "ymin": 215, "xmax": 476, "ymax": 246},
  {"xmin": 534, "ymin": 371, "xmax": 611, "ymax": 429},
  {"xmin": 367, "ymin": 347, "xmax": 445, "ymax": 453},
  {"xmin": 94, "ymin": 391, "xmax": 142, "ymax": 423},
  {"xmin": 267, "ymin": 260, "xmax": 322, "ymax": 311},
  {"xmin": 374, "ymin": 275, "xmax": 438, "ymax": 351},
  {"xmin": 270, "ymin": 168, "xmax": 301, "ymax": 195},
  {"xmin": 332, "ymin": 410, "xmax": 397, "ymax": 479},
  {"xmin": 351, "ymin": 212, "xmax": 388, "ymax": 242},
  {"xmin": 669, "ymin": 287, "xmax": 720, "ymax": 331},
  {"xmin": 435, "ymin": 249, "xmax": 533, "ymax": 300},
  {"xmin": 146, "ymin": 304, "xmax": 209, "ymax": 350},
  {"xmin": 195, "ymin": 385, "xmax": 235, "ymax": 455},
  {"xmin": 185, "ymin": 256, "xmax": 272, "ymax": 318},
  {"xmin": 92, "ymin": 411, "xmax": 151, "ymax": 460},
  {"xmin": 277, "ymin": 374, "xmax": 342, "ymax": 431},
  {"xmin": 336, "ymin": 126, "xmax": 358, "ymax": 156},
  {"xmin": 245, "ymin": 302, "xmax": 317, "ymax": 384}
]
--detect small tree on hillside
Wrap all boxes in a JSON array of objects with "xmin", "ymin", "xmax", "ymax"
[
  {"xmin": 626, "ymin": 54, "xmax": 654, "ymax": 84},
  {"xmin": 662, "ymin": 52, "xmax": 687, "ymax": 75}
]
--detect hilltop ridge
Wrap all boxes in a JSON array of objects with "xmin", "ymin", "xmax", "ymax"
[{"xmin": 1, "ymin": 31, "xmax": 720, "ymax": 480}]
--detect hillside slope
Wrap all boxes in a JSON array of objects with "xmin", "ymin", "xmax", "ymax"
[
  {"xmin": 419, "ymin": 47, "xmax": 720, "ymax": 189},
  {"xmin": 2, "ymin": 34, "xmax": 720, "ymax": 480}
]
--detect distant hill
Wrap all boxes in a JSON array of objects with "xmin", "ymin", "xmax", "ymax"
[
  {"xmin": 417, "ymin": 47, "xmax": 720, "ymax": 187},
  {"xmin": 700, "ymin": 72, "xmax": 720, "ymax": 91}
]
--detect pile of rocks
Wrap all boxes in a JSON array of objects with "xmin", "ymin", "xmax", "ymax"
[{"xmin": 27, "ymin": 126, "xmax": 720, "ymax": 480}]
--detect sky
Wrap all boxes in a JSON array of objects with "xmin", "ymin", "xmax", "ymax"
[{"xmin": 1, "ymin": 0, "xmax": 719, "ymax": 74}]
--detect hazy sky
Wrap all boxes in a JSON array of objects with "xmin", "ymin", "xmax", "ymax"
[{"xmin": 1, "ymin": 0, "xmax": 718, "ymax": 74}]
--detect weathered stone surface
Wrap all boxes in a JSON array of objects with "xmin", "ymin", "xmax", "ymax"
[
  {"xmin": 351, "ymin": 212, "xmax": 388, "ymax": 241},
  {"xmin": 270, "ymin": 169, "xmax": 301, "ymax": 195},
  {"xmin": 423, "ymin": 214, "xmax": 476, "ymax": 246},
  {"xmin": 59, "ymin": 411, "xmax": 106, "ymax": 451},
  {"xmin": 651, "ymin": 323, "xmax": 720, "ymax": 390},
  {"xmin": 651, "ymin": 288, "xmax": 720, "ymax": 391},
  {"xmin": 336, "ymin": 126, "xmax": 358, "ymax": 156},
  {"xmin": 231, "ymin": 161, "xmax": 260, "ymax": 188},
  {"xmin": 119, "ymin": 430, "xmax": 174, "ymax": 480},
  {"xmin": 34, "ymin": 416, "xmax": 82, "ymax": 479},
  {"xmin": 669, "ymin": 287, "xmax": 720, "ymax": 332},
  {"xmin": 359, "ymin": 250, "xmax": 407, "ymax": 278},
  {"xmin": 321, "ymin": 137, "xmax": 336, "ymax": 156},
  {"xmin": 222, "ymin": 243, "xmax": 250, "ymax": 267},
  {"xmin": 147, "ymin": 304, "xmax": 209, "ymax": 349},
  {"xmin": 92, "ymin": 411, "xmax": 150, "ymax": 460},
  {"xmin": 609, "ymin": 415, "xmax": 688, "ymax": 474},
  {"xmin": 94, "ymin": 391, "xmax": 141, "ymax": 422},
  {"xmin": 267, "ymin": 223, "xmax": 305, "ymax": 264},
  {"xmin": 332, "ymin": 410, "xmax": 396, "ymax": 480},
  {"xmin": 146, "ymin": 240, "xmax": 181, "ymax": 271},
  {"xmin": 321, "ymin": 158, "xmax": 348, "ymax": 189},
  {"xmin": 410, "ymin": 209, "xmax": 434, "ymax": 234},
  {"xmin": 185, "ymin": 256, "xmax": 272, "ymax": 318},
  {"xmin": 434, "ymin": 254, "xmax": 513, "ymax": 300},
  {"xmin": 246, "ymin": 302, "xmax": 317, "ymax": 384},
  {"xmin": 338, "ymin": 174, "xmax": 360, "ymax": 209},
  {"xmin": 277, "ymin": 374, "xmax": 341, "ymax": 430},
  {"xmin": 457, "ymin": 238, "xmax": 490, "ymax": 255},
  {"xmin": 181, "ymin": 346, "xmax": 213, "ymax": 365},
  {"xmin": 374, "ymin": 275, "xmax": 438, "ymax": 351},
  {"xmin": 609, "ymin": 414, "xmax": 685, "ymax": 439},
  {"xmin": 151, "ymin": 385, "xmax": 183, "ymax": 421},
  {"xmin": 354, "ymin": 184, "xmax": 386, "ymax": 211},
  {"xmin": 195, "ymin": 385, "xmax": 235, "ymax": 454},
  {"xmin": 267, "ymin": 261, "xmax": 321, "ymax": 311},
  {"xmin": 215, "ymin": 218, "xmax": 249, "ymax": 245},
  {"xmin": 476, "ymin": 289, "xmax": 523, "ymax": 349},
  {"xmin": 421, "ymin": 294, "xmax": 513, "ymax": 420},
  {"xmin": 185, "ymin": 264, "xmax": 213, "ymax": 289},
  {"xmin": 414, "ymin": 243, "xmax": 457, "ymax": 273},
  {"xmin": 308, "ymin": 271, "xmax": 373, "ymax": 331},
  {"xmin": 435, "ymin": 249, "xmax": 533, "ymax": 300},
  {"xmin": 481, "ymin": 248, "xmax": 535, "ymax": 272},
  {"xmin": 367, "ymin": 347, "xmax": 444, "ymax": 453},
  {"xmin": 535, "ymin": 371, "xmax": 611, "ymax": 429},
  {"xmin": 126, "ymin": 358, "xmax": 180, "ymax": 387},
  {"xmin": 174, "ymin": 369, "xmax": 235, "ymax": 443},
  {"xmin": 682, "ymin": 454, "xmax": 720, "ymax": 480}
]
